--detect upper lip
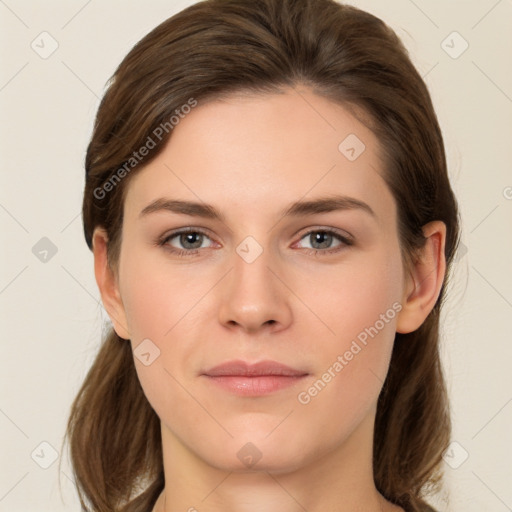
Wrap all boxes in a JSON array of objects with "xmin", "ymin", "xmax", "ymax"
[{"xmin": 203, "ymin": 359, "xmax": 308, "ymax": 377}]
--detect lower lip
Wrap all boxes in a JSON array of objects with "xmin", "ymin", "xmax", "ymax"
[{"xmin": 204, "ymin": 375, "xmax": 308, "ymax": 396}]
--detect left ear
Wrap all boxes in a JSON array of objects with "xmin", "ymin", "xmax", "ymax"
[{"xmin": 396, "ymin": 221, "xmax": 447, "ymax": 334}]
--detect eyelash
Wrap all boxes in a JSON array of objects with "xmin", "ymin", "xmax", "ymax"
[{"xmin": 156, "ymin": 227, "xmax": 354, "ymax": 258}]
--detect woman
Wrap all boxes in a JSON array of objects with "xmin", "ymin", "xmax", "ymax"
[{"xmin": 63, "ymin": 0, "xmax": 460, "ymax": 511}]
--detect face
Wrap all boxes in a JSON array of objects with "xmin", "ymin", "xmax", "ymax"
[{"xmin": 111, "ymin": 88, "xmax": 410, "ymax": 472}]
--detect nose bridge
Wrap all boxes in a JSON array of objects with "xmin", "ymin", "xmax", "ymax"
[
  {"xmin": 233, "ymin": 236, "xmax": 272, "ymax": 293},
  {"xmin": 217, "ymin": 234, "xmax": 293, "ymax": 332}
]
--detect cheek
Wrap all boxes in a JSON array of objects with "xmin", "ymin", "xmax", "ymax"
[
  {"xmin": 293, "ymin": 249, "xmax": 403, "ymax": 412},
  {"xmin": 119, "ymin": 250, "xmax": 199, "ymax": 342},
  {"xmin": 299, "ymin": 246, "xmax": 403, "ymax": 349},
  {"xmin": 120, "ymin": 262, "xmax": 199, "ymax": 427},
  {"xmin": 118, "ymin": 251, "xmax": 212, "ymax": 409}
]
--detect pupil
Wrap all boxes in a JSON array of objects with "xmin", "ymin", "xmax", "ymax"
[
  {"xmin": 312, "ymin": 232, "xmax": 331, "ymax": 249},
  {"xmin": 182, "ymin": 233, "xmax": 202, "ymax": 249}
]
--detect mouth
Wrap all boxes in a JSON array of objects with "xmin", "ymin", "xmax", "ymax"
[{"xmin": 201, "ymin": 359, "xmax": 309, "ymax": 396}]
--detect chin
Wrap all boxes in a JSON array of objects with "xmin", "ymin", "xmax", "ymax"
[
  {"xmin": 209, "ymin": 444, "xmax": 311, "ymax": 475},
  {"xmin": 191, "ymin": 426, "xmax": 314, "ymax": 475}
]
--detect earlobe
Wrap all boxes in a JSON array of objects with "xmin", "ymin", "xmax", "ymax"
[
  {"xmin": 92, "ymin": 227, "xmax": 131, "ymax": 340},
  {"xmin": 396, "ymin": 221, "xmax": 447, "ymax": 334}
]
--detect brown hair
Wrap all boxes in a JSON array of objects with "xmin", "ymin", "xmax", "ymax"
[{"xmin": 62, "ymin": 1, "xmax": 460, "ymax": 511}]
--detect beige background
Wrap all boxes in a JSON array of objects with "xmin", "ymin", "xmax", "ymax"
[{"xmin": 1, "ymin": 1, "xmax": 511, "ymax": 510}]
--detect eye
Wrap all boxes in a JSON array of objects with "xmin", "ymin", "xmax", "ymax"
[
  {"xmin": 157, "ymin": 228, "xmax": 215, "ymax": 256},
  {"xmin": 295, "ymin": 229, "xmax": 353, "ymax": 255},
  {"xmin": 156, "ymin": 227, "xmax": 353, "ymax": 258}
]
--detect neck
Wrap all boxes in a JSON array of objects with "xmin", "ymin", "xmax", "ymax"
[{"xmin": 153, "ymin": 412, "xmax": 403, "ymax": 512}]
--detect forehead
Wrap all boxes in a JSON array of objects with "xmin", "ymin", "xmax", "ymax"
[{"xmin": 123, "ymin": 88, "xmax": 395, "ymax": 227}]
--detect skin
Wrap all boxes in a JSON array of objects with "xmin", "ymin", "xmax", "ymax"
[{"xmin": 93, "ymin": 87, "xmax": 446, "ymax": 512}]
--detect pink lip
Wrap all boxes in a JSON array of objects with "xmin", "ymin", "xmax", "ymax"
[{"xmin": 202, "ymin": 360, "xmax": 308, "ymax": 396}]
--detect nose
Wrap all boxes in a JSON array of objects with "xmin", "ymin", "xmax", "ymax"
[{"xmin": 217, "ymin": 243, "xmax": 293, "ymax": 334}]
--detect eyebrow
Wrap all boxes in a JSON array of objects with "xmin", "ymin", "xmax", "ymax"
[{"xmin": 139, "ymin": 195, "xmax": 376, "ymax": 221}]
